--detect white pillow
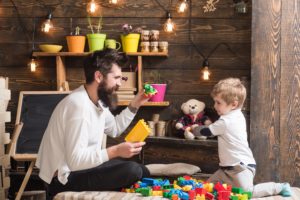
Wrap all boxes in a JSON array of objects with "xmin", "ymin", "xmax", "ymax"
[{"xmin": 145, "ymin": 163, "xmax": 201, "ymax": 176}]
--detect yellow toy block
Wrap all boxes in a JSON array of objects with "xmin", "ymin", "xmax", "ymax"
[{"xmin": 125, "ymin": 119, "xmax": 151, "ymax": 142}]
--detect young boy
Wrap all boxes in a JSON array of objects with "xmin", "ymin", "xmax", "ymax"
[{"xmin": 193, "ymin": 77, "xmax": 292, "ymax": 198}]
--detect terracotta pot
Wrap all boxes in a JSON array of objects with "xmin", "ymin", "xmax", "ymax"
[{"xmin": 66, "ymin": 35, "xmax": 86, "ymax": 53}]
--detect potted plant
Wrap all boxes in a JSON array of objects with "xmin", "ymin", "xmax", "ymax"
[
  {"xmin": 86, "ymin": 16, "xmax": 106, "ymax": 52},
  {"xmin": 146, "ymin": 71, "xmax": 167, "ymax": 102},
  {"xmin": 66, "ymin": 25, "xmax": 86, "ymax": 53},
  {"xmin": 120, "ymin": 24, "xmax": 143, "ymax": 53}
]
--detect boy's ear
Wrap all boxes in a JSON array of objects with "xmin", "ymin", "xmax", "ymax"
[
  {"xmin": 232, "ymin": 100, "xmax": 239, "ymax": 109},
  {"xmin": 94, "ymin": 71, "xmax": 103, "ymax": 83}
]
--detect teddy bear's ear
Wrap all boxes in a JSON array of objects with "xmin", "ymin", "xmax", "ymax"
[{"xmin": 181, "ymin": 102, "xmax": 186, "ymax": 110}]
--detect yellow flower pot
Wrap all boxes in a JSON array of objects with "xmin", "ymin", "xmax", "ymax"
[{"xmin": 121, "ymin": 33, "xmax": 140, "ymax": 53}]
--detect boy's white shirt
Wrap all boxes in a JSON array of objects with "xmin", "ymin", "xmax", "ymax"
[{"xmin": 208, "ymin": 108, "xmax": 256, "ymax": 167}]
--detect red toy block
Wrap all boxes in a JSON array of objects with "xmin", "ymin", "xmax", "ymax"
[
  {"xmin": 195, "ymin": 188, "xmax": 207, "ymax": 195},
  {"xmin": 214, "ymin": 182, "xmax": 225, "ymax": 191},
  {"xmin": 183, "ymin": 175, "xmax": 192, "ymax": 180},
  {"xmin": 205, "ymin": 192, "xmax": 214, "ymax": 200},
  {"xmin": 153, "ymin": 186, "xmax": 161, "ymax": 191},
  {"xmin": 218, "ymin": 190, "xmax": 231, "ymax": 200},
  {"xmin": 188, "ymin": 190, "xmax": 196, "ymax": 200}
]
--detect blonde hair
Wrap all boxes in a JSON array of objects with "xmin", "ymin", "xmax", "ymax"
[{"xmin": 211, "ymin": 77, "xmax": 246, "ymax": 108}]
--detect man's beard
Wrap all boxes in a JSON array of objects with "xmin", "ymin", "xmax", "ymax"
[{"xmin": 97, "ymin": 79, "xmax": 119, "ymax": 110}]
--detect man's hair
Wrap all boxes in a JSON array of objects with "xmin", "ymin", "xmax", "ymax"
[
  {"xmin": 84, "ymin": 49, "xmax": 129, "ymax": 84},
  {"xmin": 211, "ymin": 77, "xmax": 246, "ymax": 108}
]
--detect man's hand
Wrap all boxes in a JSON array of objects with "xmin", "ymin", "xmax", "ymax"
[{"xmin": 107, "ymin": 142, "xmax": 145, "ymax": 159}]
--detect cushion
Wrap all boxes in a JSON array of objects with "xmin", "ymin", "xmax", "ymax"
[{"xmin": 145, "ymin": 163, "xmax": 201, "ymax": 176}]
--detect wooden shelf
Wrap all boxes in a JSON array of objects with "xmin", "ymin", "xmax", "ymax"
[
  {"xmin": 33, "ymin": 51, "xmax": 170, "ymax": 107},
  {"xmin": 32, "ymin": 51, "xmax": 168, "ymax": 57},
  {"xmin": 117, "ymin": 101, "xmax": 169, "ymax": 106}
]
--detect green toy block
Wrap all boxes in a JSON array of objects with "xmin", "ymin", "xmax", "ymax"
[
  {"xmin": 230, "ymin": 195, "xmax": 239, "ymax": 200},
  {"xmin": 232, "ymin": 187, "xmax": 244, "ymax": 194},
  {"xmin": 243, "ymin": 191, "xmax": 252, "ymax": 199},
  {"xmin": 140, "ymin": 188, "xmax": 152, "ymax": 196}
]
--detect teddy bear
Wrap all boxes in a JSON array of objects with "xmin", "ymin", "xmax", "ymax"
[{"xmin": 175, "ymin": 99, "xmax": 212, "ymax": 140}]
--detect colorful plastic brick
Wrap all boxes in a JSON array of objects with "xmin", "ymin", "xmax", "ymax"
[
  {"xmin": 125, "ymin": 119, "xmax": 150, "ymax": 142},
  {"xmin": 144, "ymin": 84, "xmax": 157, "ymax": 97}
]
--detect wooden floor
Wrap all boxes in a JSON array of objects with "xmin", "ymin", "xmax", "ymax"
[{"xmin": 54, "ymin": 187, "xmax": 300, "ymax": 200}]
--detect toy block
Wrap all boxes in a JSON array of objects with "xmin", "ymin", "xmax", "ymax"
[
  {"xmin": 140, "ymin": 188, "xmax": 152, "ymax": 196},
  {"xmin": 152, "ymin": 186, "xmax": 161, "ymax": 191},
  {"xmin": 195, "ymin": 188, "xmax": 207, "ymax": 195},
  {"xmin": 230, "ymin": 195, "xmax": 239, "ymax": 200},
  {"xmin": 141, "ymin": 178, "xmax": 159, "ymax": 186},
  {"xmin": 183, "ymin": 175, "xmax": 192, "ymax": 180},
  {"xmin": 242, "ymin": 191, "xmax": 252, "ymax": 199},
  {"xmin": 204, "ymin": 183, "xmax": 214, "ymax": 192},
  {"xmin": 196, "ymin": 194, "xmax": 205, "ymax": 200},
  {"xmin": 232, "ymin": 187, "xmax": 244, "ymax": 194},
  {"xmin": 125, "ymin": 119, "xmax": 150, "ymax": 142},
  {"xmin": 172, "ymin": 194, "xmax": 179, "ymax": 200},
  {"xmin": 163, "ymin": 191, "xmax": 172, "ymax": 198},
  {"xmin": 182, "ymin": 185, "xmax": 192, "ymax": 191},
  {"xmin": 162, "ymin": 184, "xmax": 173, "ymax": 189},
  {"xmin": 214, "ymin": 182, "xmax": 225, "ymax": 191},
  {"xmin": 152, "ymin": 190, "xmax": 163, "ymax": 196},
  {"xmin": 238, "ymin": 194, "xmax": 248, "ymax": 200},
  {"xmin": 205, "ymin": 192, "xmax": 214, "ymax": 200},
  {"xmin": 188, "ymin": 190, "xmax": 196, "ymax": 200},
  {"xmin": 217, "ymin": 190, "xmax": 231, "ymax": 200},
  {"xmin": 143, "ymin": 84, "xmax": 157, "ymax": 97}
]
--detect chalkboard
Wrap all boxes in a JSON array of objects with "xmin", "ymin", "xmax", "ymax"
[{"xmin": 15, "ymin": 91, "xmax": 69, "ymax": 155}]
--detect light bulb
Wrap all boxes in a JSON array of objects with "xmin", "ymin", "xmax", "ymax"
[
  {"xmin": 177, "ymin": 0, "xmax": 188, "ymax": 13},
  {"xmin": 41, "ymin": 19, "xmax": 53, "ymax": 32},
  {"xmin": 87, "ymin": 0, "xmax": 99, "ymax": 14},
  {"xmin": 164, "ymin": 13, "xmax": 175, "ymax": 33},
  {"xmin": 202, "ymin": 66, "xmax": 211, "ymax": 80},
  {"xmin": 109, "ymin": 0, "xmax": 118, "ymax": 4},
  {"xmin": 41, "ymin": 13, "xmax": 53, "ymax": 33},
  {"xmin": 29, "ymin": 58, "xmax": 38, "ymax": 72}
]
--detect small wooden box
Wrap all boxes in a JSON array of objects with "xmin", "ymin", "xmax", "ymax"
[{"xmin": 121, "ymin": 72, "xmax": 136, "ymax": 90}]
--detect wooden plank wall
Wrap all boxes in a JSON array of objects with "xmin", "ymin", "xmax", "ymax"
[
  {"xmin": 0, "ymin": 0, "xmax": 251, "ymax": 135},
  {"xmin": 251, "ymin": 0, "xmax": 300, "ymax": 186}
]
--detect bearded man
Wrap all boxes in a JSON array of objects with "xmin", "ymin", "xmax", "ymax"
[{"xmin": 36, "ymin": 49, "xmax": 150, "ymax": 199}]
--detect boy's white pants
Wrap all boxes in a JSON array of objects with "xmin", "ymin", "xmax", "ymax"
[{"xmin": 208, "ymin": 163, "xmax": 283, "ymax": 198}]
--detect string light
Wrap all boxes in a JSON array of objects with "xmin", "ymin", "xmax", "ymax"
[
  {"xmin": 177, "ymin": 0, "xmax": 188, "ymax": 13},
  {"xmin": 41, "ymin": 13, "xmax": 53, "ymax": 33},
  {"xmin": 109, "ymin": 0, "xmax": 119, "ymax": 5},
  {"xmin": 201, "ymin": 59, "xmax": 211, "ymax": 81},
  {"xmin": 29, "ymin": 57, "xmax": 38, "ymax": 72},
  {"xmin": 87, "ymin": 0, "xmax": 100, "ymax": 15},
  {"xmin": 164, "ymin": 12, "xmax": 175, "ymax": 33}
]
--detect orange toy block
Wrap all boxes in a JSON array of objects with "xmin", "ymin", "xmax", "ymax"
[{"xmin": 125, "ymin": 119, "xmax": 151, "ymax": 142}]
